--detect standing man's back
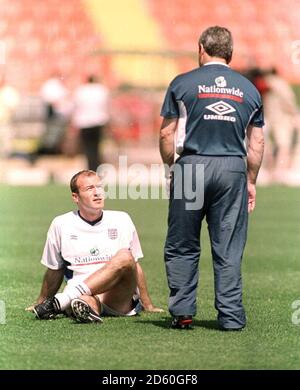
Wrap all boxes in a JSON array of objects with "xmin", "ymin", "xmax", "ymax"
[
  {"xmin": 159, "ymin": 26, "xmax": 264, "ymax": 330},
  {"xmin": 164, "ymin": 65, "xmax": 263, "ymax": 157}
]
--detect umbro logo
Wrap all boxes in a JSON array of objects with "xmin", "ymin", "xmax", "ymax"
[{"xmin": 205, "ymin": 101, "xmax": 236, "ymax": 115}]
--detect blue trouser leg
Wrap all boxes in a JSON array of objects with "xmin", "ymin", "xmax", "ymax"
[
  {"xmin": 165, "ymin": 158, "xmax": 204, "ymax": 316},
  {"xmin": 206, "ymin": 159, "xmax": 248, "ymax": 329}
]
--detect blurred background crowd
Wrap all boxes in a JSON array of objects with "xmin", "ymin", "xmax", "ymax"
[{"xmin": 0, "ymin": 0, "xmax": 299, "ymax": 185}]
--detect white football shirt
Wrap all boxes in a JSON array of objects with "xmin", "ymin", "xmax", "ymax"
[
  {"xmin": 41, "ymin": 210, "xmax": 143, "ymax": 279},
  {"xmin": 72, "ymin": 83, "xmax": 109, "ymax": 128}
]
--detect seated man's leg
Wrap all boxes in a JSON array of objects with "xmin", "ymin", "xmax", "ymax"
[
  {"xmin": 83, "ymin": 249, "xmax": 137, "ymax": 314},
  {"xmin": 34, "ymin": 249, "xmax": 137, "ymax": 320},
  {"xmin": 64, "ymin": 248, "xmax": 136, "ymax": 309},
  {"xmin": 71, "ymin": 250, "xmax": 137, "ymax": 322}
]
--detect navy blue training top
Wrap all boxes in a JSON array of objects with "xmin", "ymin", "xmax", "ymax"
[{"xmin": 161, "ymin": 63, "xmax": 264, "ymax": 157}]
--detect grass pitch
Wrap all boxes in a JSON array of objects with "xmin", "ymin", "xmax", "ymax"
[{"xmin": 0, "ymin": 185, "xmax": 299, "ymax": 370}]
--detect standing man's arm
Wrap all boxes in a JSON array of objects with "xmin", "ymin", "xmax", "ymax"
[
  {"xmin": 25, "ymin": 268, "xmax": 64, "ymax": 311},
  {"xmin": 246, "ymin": 125, "xmax": 265, "ymax": 213},
  {"xmin": 159, "ymin": 117, "xmax": 178, "ymax": 167},
  {"xmin": 136, "ymin": 263, "xmax": 164, "ymax": 313}
]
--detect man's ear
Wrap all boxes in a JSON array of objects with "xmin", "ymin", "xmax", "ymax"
[
  {"xmin": 72, "ymin": 192, "xmax": 79, "ymax": 204},
  {"xmin": 198, "ymin": 44, "xmax": 204, "ymax": 66}
]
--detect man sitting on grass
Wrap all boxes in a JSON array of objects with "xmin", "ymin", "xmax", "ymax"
[{"xmin": 26, "ymin": 170, "xmax": 163, "ymax": 323}]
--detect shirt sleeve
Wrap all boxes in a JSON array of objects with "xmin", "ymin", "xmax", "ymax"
[
  {"xmin": 41, "ymin": 219, "xmax": 64, "ymax": 270},
  {"xmin": 250, "ymin": 104, "xmax": 264, "ymax": 128},
  {"xmin": 160, "ymin": 82, "xmax": 180, "ymax": 118},
  {"xmin": 118, "ymin": 214, "xmax": 143, "ymax": 262}
]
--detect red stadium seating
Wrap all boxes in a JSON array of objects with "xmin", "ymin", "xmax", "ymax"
[
  {"xmin": 146, "ymin": 0, "xmax": 300, "ymax": 82},
  {"xmin": 0, "ymin": 0, "xmax": 104, "ymax": 93},
  {"xmin": 1, "ymin": 0, "xmax": 299, "ymax": 92}
]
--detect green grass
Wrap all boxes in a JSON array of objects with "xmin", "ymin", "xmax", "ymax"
[{"xmin": 0, "ymin": 185, "xmax": 300, "ymax": 369}]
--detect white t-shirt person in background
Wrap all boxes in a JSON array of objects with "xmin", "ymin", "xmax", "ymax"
[
  {"xmin": 72, "ymin": 75, "xmax": 110, "ymax": 171},
  {"xmin": 27, "ymin": 170, "xmax": 163, "ymax": 323}
]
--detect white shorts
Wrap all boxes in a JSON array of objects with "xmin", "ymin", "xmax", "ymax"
[{"xmin": 100, "ymin": 297, "xmax": 142, "ymax": 317}]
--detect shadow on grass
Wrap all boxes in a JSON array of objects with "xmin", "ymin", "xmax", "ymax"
[{"xmin": 135, "ymin": 316, "xmax": 220, "ymax": 330}]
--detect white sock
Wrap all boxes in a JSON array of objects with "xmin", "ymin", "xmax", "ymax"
[{"xmin": 55, "ymin": 282, "xmax": 92, "ymax": 311}]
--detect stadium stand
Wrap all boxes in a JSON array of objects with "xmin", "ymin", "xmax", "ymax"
[
  {"xmin": 0, "ymin": 0, "xmax": 299, "ymax": 185},
  {"xmin": 146, "ymin": 0, "xmax": 300, "ymax": 82},
  {"xmin": 0, "ymin": 0, "xmax": 103, "ymax": 93},
  {"xmin": 0, "ymin": 0, "xmax": 299, "ymax": 92}
]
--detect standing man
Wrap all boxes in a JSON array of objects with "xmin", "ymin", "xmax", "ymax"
[
  {"xmin": 0, "ymin": 75, "xmax": 20, "ymax": 157},
  {"xmin": 263, "ymin": 67, "xmax": 299, "ymax": 180},
  {"xmin": 159, "ymin": 26, "xmax": 264, "ymax": 330},
  {"xmin": 38, "ymin": 73, "xmax": 70, "ymax": 155},
  {"xmin": 28, "ymin": 170, "xmax": 162, "ymax": 322},
  {"xmin": 73, "ymin": 75, "xmax": 110, "ymax": 171}
]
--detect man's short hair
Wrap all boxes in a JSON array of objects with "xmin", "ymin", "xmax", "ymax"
[
  {"xmin": 199, "ymin": 26, "xmax": 233, "ymax": 64},
  {"xmin": 70, "ymin": 170, "xmax": 96, "ymax": 193}
]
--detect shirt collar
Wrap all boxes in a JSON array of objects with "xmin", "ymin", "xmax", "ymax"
[
  {"xmin": 78, "ymin": 210, "xmax": 103, "ymax": 226},
  {"xmin": 203, "ymin": 62, "xmax": 230, "ymax": 68}
]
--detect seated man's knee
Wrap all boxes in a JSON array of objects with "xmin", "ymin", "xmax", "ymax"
[
  {"xmin": 115, "ymin": 249, "xmax": 135, "ymax": 271},
  {"xmin": 116, "ymin": 249, "xmax": 134, "ymax": 262}
]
